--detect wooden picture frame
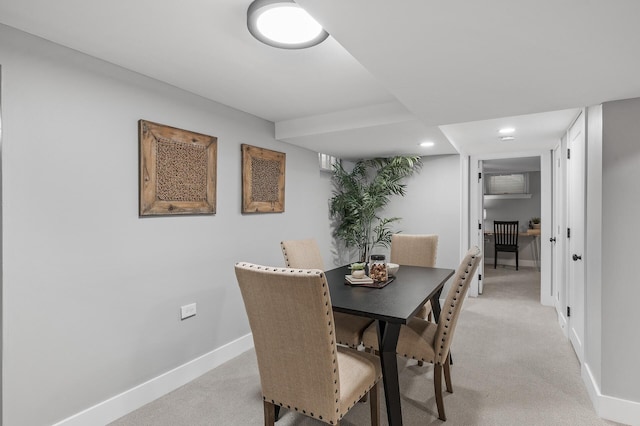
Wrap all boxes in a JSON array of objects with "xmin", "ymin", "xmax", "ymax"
[
  {"xmin": 241, "ymin": 144, "xmax": 285, "ymax": 213},
  {"xmin": 139, "ymin": 120, "xmax": 217, "ymax": 216}
]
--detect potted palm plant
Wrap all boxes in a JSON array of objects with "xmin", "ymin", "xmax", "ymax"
[{"xmin": 329, "ymin": 156, "xmax": 422, "ymax": 262}]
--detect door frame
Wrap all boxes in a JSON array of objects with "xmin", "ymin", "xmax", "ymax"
[
  {"xmin": 467, "ymin": 150, "xmax": 553, "ymax": 305},
  {"xmin": 552, "ymin": 139, "xmax": 569, "ymax": 336}
]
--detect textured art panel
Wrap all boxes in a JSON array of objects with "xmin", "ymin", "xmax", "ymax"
[
  {"xmin": 241, "ymin": 144, "xmax": 285, "ymax": 213},
  {"xmin": 139, "ymin": 120, "xmax": 217, "ymax": 216}
]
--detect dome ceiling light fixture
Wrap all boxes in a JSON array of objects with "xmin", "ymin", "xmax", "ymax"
[{"xmin": 247, "ymin": 0, "xmax": 329, "ymax": 49}]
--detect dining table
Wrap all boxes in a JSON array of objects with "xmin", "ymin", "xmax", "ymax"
[{"xmin": 324, "ymin": 264, "xmax": 455, "ymax": 426}]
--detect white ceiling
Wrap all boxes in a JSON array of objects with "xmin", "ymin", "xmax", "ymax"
[{"xmin": 2, "ymin": 0, "xmax": 639, "ymax": 160}]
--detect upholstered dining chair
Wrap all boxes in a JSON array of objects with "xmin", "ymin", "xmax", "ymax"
[
  {"xmin": 361, "ymin": 246, "xmax": 482, "ymax": 421},
  {"xmin": 493, "ymin": 220, "xmax": 519, "ymax": 270},
  {"xmin": 281, "ymin": 239, "xmax": 374, "ymax": 349},
  {"xmin": 390, "ymin": 234, "xmax": 439, "ymax": 321},
  {"xmin": 235, "ymin": 263, "xmax": 382, "ymax": 426}
]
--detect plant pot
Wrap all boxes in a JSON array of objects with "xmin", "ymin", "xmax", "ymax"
[
  {"xmin": 533, "ymin": 223, "xmax": 541, "ymax": 229},
  {"xmin": 351, "ymin": 269, "xmax": 365, "ymax": 279}
]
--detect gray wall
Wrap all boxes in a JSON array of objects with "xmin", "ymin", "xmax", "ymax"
[
  {"xmin": 383, "ymin": 154, "xmax": 462, "ymax": 293},
  {"xmin": 600, "ymin": 98, "xmax": 640, "ymax": 401},
  {"xmin": 0, "ymin": 24, "xmax": 337, "ymax": 425}
]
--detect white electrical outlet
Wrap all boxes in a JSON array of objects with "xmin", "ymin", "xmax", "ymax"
[{"xmin": 181, "ymin": 303, "xmax": 197, "ymax": 320}]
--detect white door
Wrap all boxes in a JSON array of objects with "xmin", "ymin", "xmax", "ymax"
[
  {"xmin": 552, "ymin": 142, "xmax": 567, "ymax": 332},
  {"xmin": 567, "ymin": 112, "xmax": 586, "ymax": 361}
]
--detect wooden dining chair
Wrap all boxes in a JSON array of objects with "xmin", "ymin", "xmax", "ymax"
[
  {"xmin": 281, "ymin": 239, "xmax": 374, "ymax": 349},
  {"xmin": 235, "ymin": 262, "xmax": 382, "ymax": 426},
  {"xmin": 390, "ymin": 234, "xmax": 439, "ymax": 321},
  {"xmin": 361, "ymin": 246, "xmax": 482, "ymax": 421},
  {"xmin": 493, "ymin": 220, "xmax": 519, "ymax": 270}
]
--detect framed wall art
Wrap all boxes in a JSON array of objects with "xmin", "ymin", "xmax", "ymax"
[
  {"xmin": 139, "ymin": 119, "xmax": 217, "ymax": 216},
  {"xmin": 241, "ymin": 144, "xmax": 285, "ymax": 213}
]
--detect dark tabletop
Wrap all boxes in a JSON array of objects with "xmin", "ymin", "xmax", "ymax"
[{"xmin": 325, "ymin": 265, "xmax": 455, "ymax": 324}]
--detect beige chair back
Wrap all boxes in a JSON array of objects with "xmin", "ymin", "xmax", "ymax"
[
  {"xmin": 281, "ymin": 239, "xmax": 325, "ymax": 270},
  {"xmin": 281, "ymin": 238, "xmax": 375, "ymax": 349},
  {"xmin": 234, "ymin": 263, "xmax": 340, "ymax": 421},
  {"xmin": 390, "ymin": 234, "xmax": 438, "ymax": 267},
  {"xmin": 433, "ymin": 246, "xmax": 482, "ymax": 365}
]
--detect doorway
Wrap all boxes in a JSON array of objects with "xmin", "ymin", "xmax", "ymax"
[
  {"xmin": 483, "ymin": 157, "xmax": 541, "ymax": 273},
  {"xmin": 469, "ymin": 151, "xmax": 553, "ymax": 306},
  {"xmin": 482, "ymin": 158, "xmax": 542, "ymax": 301}
]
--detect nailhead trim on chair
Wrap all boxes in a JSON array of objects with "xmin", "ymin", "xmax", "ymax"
[
  {"xmin": 243, "ymin": 262, "xmax": 381, "ymax": 424},
  {"xmin": 435, "ymin": 253, "xmax": 477, "ymax": 362},
  {"xmin": 280, "ymin": 242, "xmax": 291, "ymax": 266},
  {"xmin": 321, "ymin": 272, "xmax": 341, "ymax": 423}
]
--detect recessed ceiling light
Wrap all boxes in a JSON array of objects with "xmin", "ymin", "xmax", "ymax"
[
  {"xmin": 419, "ymin": 141, "xmax": 435, "ymax": 148},
  {"xmin": 247, "ymin": 0, "xmax": 329, "ymax": 49},
  {"xmin": 499, "ymin": 127, "xmax": 515, "ymax": 134},
  {"xmin": 500, "ymin": 136, "xmax": 516, "ymax": 141}
]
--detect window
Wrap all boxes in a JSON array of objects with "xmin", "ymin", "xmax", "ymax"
[
  {"xmin": 318, "ymin": 153, "xmax": 340, "ymax": 173},
  {"xmin": 485, "ymin": 173, "xmax": 529, "ymax": 195}
]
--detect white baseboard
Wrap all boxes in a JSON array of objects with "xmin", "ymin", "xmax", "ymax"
[
  {"xmin": 556, "ymin": 308, "xmax": 568, "ymax": 337},
  {"xmin": 583, "ymin": 362, "xmax": 640, "ymax": 426},
  {"xmin": 52, "ymin": 333, "xmax": 254, "ymax": 426}
]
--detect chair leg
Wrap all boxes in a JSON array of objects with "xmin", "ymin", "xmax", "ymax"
[
  {"xmin": 434, "ymin": 364, "xmax": 446, "ymax": 421},
  {"xmin": 443, "ymin": 353, "xmax": 453, "ymax": 393},
  {"xmin": 420, "ymin": 314, "xmax": 430, "ymax": 368},
  {"xmin": 516, "ymin": 250, "xmax": 519, "ymax": 271},
  {"xmin": 369, "ymin": 382, "xmax": 380, "ymax": 426},
  {"xmin": 264, "ymin": 401, "xmax": 275, "ymax": 426},
  {"xmin": 494, "ymin": 249, "xmax": 497, "ymax": 269}
]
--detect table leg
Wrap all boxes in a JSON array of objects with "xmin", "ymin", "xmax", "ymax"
[
  {"xmin": 376, "ymin": 320, "xmax": 403, "ymax": 426},
  {"xmin": 430, "ymin": 287, "xmax": 444, "ymax": 323}
]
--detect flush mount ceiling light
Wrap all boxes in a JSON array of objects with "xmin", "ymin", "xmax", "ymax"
[
  {"xmin": 419, "ymin": 141, "xmax": 435, "ymax": 147},
  {"xmin": 247, "ymin": 0, "xmax": 329, "ymax": 49},
  {"xmin": 499, "ymin": 127, "xmax": 515, "ymax": 134}
]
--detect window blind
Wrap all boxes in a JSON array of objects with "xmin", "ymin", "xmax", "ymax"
[{"xmin": 485, "ymin": 173, "xmax": 529, "ymax": 195}]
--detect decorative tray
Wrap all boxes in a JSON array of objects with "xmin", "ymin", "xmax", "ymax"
[{"xmin": 344, "ymin": 275, "xmax": 396, "ymax": 289}]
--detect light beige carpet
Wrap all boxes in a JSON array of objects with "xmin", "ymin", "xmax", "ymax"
[{"xmin": 111, "ymin": 264, "xmax": 622, "ymax": 425}]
